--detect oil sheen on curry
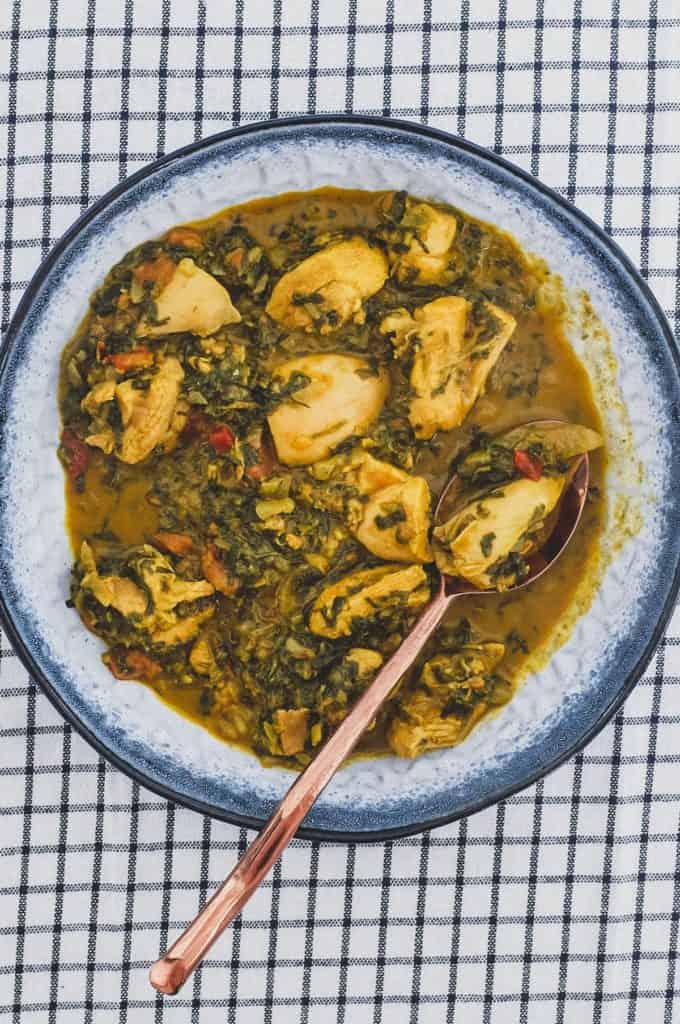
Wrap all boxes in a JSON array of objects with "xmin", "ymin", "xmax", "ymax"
[{"xmin": 58, "ymin": 188, "xmax": 605, "ymax": 765}]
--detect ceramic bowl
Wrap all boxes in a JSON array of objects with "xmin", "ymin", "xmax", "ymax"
[{"xmin": 1, "ymin": 116, "xmax": 679, "ymax": 840}]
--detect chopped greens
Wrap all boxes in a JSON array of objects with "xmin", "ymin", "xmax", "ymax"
[{"xmin": 57, "ymin": 185, "xmax": 604, "ymax": 765}]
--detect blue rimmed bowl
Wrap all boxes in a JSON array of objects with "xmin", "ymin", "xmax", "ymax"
[{"xmin": 1, "ymin": 116, "xmax": 679, "ymax": 840}]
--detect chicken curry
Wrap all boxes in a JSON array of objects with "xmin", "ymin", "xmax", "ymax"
[{"xmin": 58, "ymin": 187, "xmax": 605, "ymax": 765}]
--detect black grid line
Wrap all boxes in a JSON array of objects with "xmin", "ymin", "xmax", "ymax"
[
  {"xmin": 1, "ymin": 57, "xmax": 680, "ymax": 82},
  {"xmin": 446, "ymin": 817, "xmax": 467, "ymax": 1023},
  {"xmin": 493, "ymin": 0, "xmax": 507, "ymax": 154},
  {"xmin": 264, "ymin": 859, "xmax": 283, "ymax": 1024},
  {"xmin": 566, "ymin": 1, "xmax": 583, "ymax": 203},
  {"xmin": 345, "ymin": 0, "xmax": 357, "ymax": 114},
  {"xmin": 409, "ymin": 830, "xmax": 430, "ymax": 1023},
  {"xmin": 627, "ymin": 642, "xmax": 665, "ymax": 1019},
  {"xmin": 418, "ymin": 1, "xmax": 432, "ymax": 124},
  {"xmin": 373, "ymin": 841, "xmax": 393, "ymax": 1023},
  {"xmin": 157, "ymin": 1, "xmax": 171, "ymax": 158},
  {"xmin": 299, "ymin": 841, "xmax": 320, "ymax": 1024},
  {"xmin": 555, "ymin": 755, "xmax": 585, "ymax": 1023},
  {"xmin": 227, "ymin": 827, "xmax": 248, "ymax": 1024},
  {"xmin": 483, "ymin": 801, "xmax": 506, "ymax": 1024},
  {"xmin": 0, "ymin": 0, "xmax": 20, "ymax": 336},
  {"xmin": 520, "ymin": 779, "xmax": 544, "ymax": 1022},
  {"xmin": 84, "ymin": 758, "xmax": 106, "ymax": 1022},
  {"xmin": 456, "ymin": 3, "xmax": 469, "ymax": 139},
  {"xmin": 0, "ymin": 17, "xmax": 678, "ymax": 40},
  {"xmin": 194, "ymin": 1, "xmax": 206, "ymax": 144},
  {"xmin": 663, "ymin": 817, "xmax": 680, "ymax": 1023},
  {"xmin": 336, "ymin": 843, "xmax": 355, "ymax": 1024},
  {"xmin": 80, "ymin": 0, "xmax": 96, "ymax": 211},
  {"xmin": 119, "ymin": 780, "xmax": 141, "ymax": 1022},
  {"xmin": 307, "ymin": 0, "xmax": 319, "ymax": 116},
  {"xmin": 269, "ymin": 0, "xmax": 283, "ymax": 121}
]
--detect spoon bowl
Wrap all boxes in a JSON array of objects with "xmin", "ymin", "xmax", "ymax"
[{"xmin": 436, "ymin": 419, "xmax": 590, "ymax": 598}]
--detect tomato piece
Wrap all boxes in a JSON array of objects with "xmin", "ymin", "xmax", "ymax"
[
  {"xmin": 104, "ymin": 347, "xmax": 154, "ymax": 372},
  {"xmin": 208, "ymin": 425, "xmax": 236, "ymax": 454},
  {"xmin": 513, "ymin": 449, "xmax": 543, "ymax": 481},
  {"xmin": 60, "ymin": 428, "xmax": 91, "ymax": 483},
  {"xmin": 165, "ymin": 227, "xmax": 203, "ymax": 250},
  {"xmin": 201, "ymin": 543, "xmax": 240, "ymax": 595},
  {"xmin": 132, "ymin": 254, "xmax": 175, "ymax": 288},
  {"xmin": 227, "ymin": 247, "xmax": 245, "ymax": 272},
  {"xmin": 105, "ymin": 647, "xmax": 162, "ymax": 682},
  {"xmin": 152, "ymin": 531, "xmax": 194, "ymax": 556},
  {"xmin": 183, "ymin": 408, "xmax": 214, "ymax": 440},
  {"xmin": 245, "ymin": 430, "xmax": 275, "ymax": 481}
]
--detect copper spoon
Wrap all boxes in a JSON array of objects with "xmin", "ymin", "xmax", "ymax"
[{"xmin": 150, "ymin": 421, "xmax": 589, "ymax": 995}]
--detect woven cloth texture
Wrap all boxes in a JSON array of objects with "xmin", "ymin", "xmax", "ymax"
[{"xmin": 1, "ymin": 2, "xmax": 680, "ymax": 1021}]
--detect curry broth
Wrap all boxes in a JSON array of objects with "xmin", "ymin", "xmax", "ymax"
[{"xmin": 60, "ymin": 187, "xmax": 605, "ymax": 764}]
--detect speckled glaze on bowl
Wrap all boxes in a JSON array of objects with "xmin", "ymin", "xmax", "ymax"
[{"xmin": 1, "ymin": 117, "xmax": 679, "ymax": 841}]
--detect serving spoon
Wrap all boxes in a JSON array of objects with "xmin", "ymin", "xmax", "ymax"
[{"xmin": 149, "ymin": 420, "xmax": 590, "ymax": 995}]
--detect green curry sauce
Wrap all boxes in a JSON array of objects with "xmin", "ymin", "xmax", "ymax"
[{"xmin": 59, "ymin": 187, "xmax": 605, "ymax": 766}]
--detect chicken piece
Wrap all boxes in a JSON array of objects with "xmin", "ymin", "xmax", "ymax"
[
  {"xmin": 272, "ymin": 708, "xmax": 309, "ymax": 756},
  {"xmin": 318, "ymin": 647, "xmax": 385, "ymax": 731},
  {"xmin": 309, "ymin": 564, "xmax": 430, "ymax": 639},
  {"xmin": 420, "ymin": 645, "xmax": 506, "ymax": 691},
  {"xmin": 346, "ymin": 647, "xmax": 384, "ymax": 676},
  {"xmin": 151, "ymin": 607, "xmax": 214, "ymax": 645},
  {"xmin": 310, "ymin": 449, "xmax": 407, "ymax": 493},
  {"xmin": 137, "ymin": 258, "xmax": 241, "ymax": 337},
  {"xmin": 81, "ymin": 379, "xmax": 116, "ymax": 416},
  {"xmin": 389, "ymin": 688, "xmax": 487, "ymax": 757},
  {"xmin": 132, "ymin": 545, "xmax": 214, "ymax": 613},
  {"xmin": 85, "ymin": 430, "xmax": 116, "ymax": 454},
  {"xmin": 433, "ymin": 475, "xmax": 565, "ymax": 590},
  {"xmin": 310, "ymin": 450, "xmax": 432, "ymax": 562},
  {"xmin": 356, "ymin": 476, "xmax": 432, "ymax": 563},
  {"xmin": 81, "ymin": 574, "xmax": 148, "ymax": 618},
  {"xmin": 159, "ymin": 398, "xmax": 190, "ymax": 455},
  {"xmin": 116, "ymin": 356, "xmax": 184, "ymax": 464},
  {"xmin": 211, "ymin": 673, "xmax": 257, "ymax": 744},
  {"xmin": 381, "ymin": 296, "xmax": 516, "ymax": 439},
  {"xmin": 388, "ymin": 643, "xmax": 505, "ymax": 757},
  {"xmin": 265, "ymin": 238, "xmax": 388, "ymax": 334},
  {"xmin": 267, "ymin": 354, "xmax": 389, "ymax": 466},
  {"xmin": 76, "ymin": 542, "xmax": 215, "ymax": 647},
  {"xmin": 79, "ymin": 541, "xmax": 149, "ymax": 618},
  {"xmin": 189, "ymin": 636, "xmax": 217, "ymax": 676},
  {"xmin": 392, "ymin": 202, "xmax": 458, "ymax": 283}
]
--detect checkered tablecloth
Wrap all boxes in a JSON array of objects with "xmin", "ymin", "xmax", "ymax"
[{"xmin": 1, "ymin": 2, "xmax": 680, "ymax": 1021}]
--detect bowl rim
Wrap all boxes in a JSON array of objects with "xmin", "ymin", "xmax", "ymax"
[{"xmin": 1, "ymin": 113, "xmax": 678, "ymax": 843}]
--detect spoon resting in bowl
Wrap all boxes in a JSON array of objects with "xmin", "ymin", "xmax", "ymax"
[{"xmin": 149, "ymin": 419, "xmax": 593, "ymax": 995}]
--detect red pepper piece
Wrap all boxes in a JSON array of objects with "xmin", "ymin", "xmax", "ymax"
[
  {"xmin": 513, "ymin": 449, "xmax": 543, "ymax": 481},
  {"xmin": 60, "ymin": 428, "xmax": 91, "ymax": 482},
  {"xmin": 245, "ymin": 433, "xmax": 275, "ymax": 481},
  {"xmin": 105, "ymin": 647, "xmax": 162, "ymax": 682},
  {"xmin": 208, "ymin": 425, "xmax": 236, "ymax": 454},
  {"xmin": 104, "ymin": 347, "xmax": 154, "ymax": 372},
  {"xmin": 183, "ymin": 408, "xmax": 214, "ymax": 440}
]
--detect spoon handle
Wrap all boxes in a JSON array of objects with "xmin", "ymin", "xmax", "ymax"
[{"xmin": 149, "ymin": 585, "xmax": 452, "ymax": 995}]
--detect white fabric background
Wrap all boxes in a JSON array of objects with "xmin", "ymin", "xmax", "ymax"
[{"xmin": 1, "ymin": 2, "xmax": 679, "ymax": 1021}]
